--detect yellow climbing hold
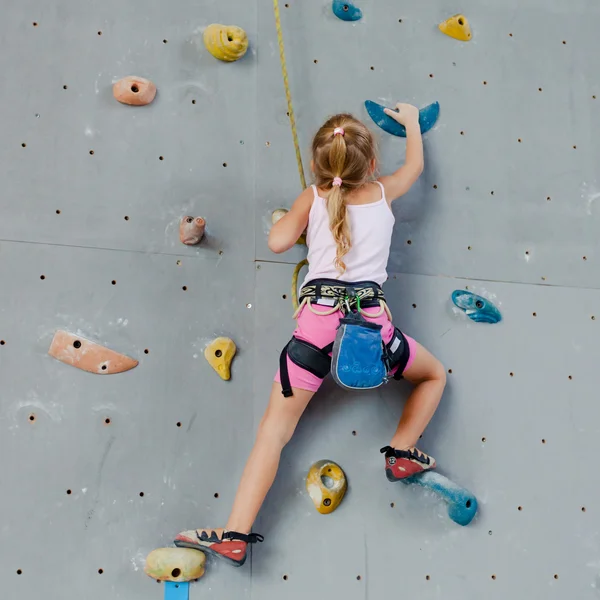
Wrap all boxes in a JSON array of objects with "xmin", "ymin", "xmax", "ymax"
[
  {"xmin": 205, "ymin": 337, "xmax": 237, "ymax": 381},
  {"xmin": 203, "ymin": 24, "xmax": 249, "ymax": 62},
  {"xmin": 438, "ymin": 14, "xmax": 472, "ymax": 42},
  {"xmin": 306, "ymin": 459, "xmax": 347, "ymax": 514},
  {"xmin": 144, "ymin": 547, "xmax": 206, "ymax": 582}
]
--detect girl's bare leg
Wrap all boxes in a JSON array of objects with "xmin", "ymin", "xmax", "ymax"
[
  {"xmin": 224, "ymin": 383, "xmax": 314, "ymax": 533},
  {"xmin": 389, "ymin": 341, "xmax": 446, "ymax": 450}
]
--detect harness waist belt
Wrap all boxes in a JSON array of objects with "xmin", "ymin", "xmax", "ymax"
[{"xmin": 299, "ymin": 278, "xmax": 386, "ymax": 309}]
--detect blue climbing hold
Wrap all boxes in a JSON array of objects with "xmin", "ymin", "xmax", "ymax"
[
  {"xmin": 452, "ymin": 290, "xmax": 502, "ymax": 324},
  {"xmin": 332, "ymin": 0, "xmax": 362, "ymax": 21},
  {"xmin": 403, "ymin": 471, "xmax": 478, "ymax": 526},
  {"xmin": 165, "ymin": 581, "xmax": 189, "ymax": 600},
  {"xmin": 364, "ymin": 100, "xmax": 440, "ymax": 137}
]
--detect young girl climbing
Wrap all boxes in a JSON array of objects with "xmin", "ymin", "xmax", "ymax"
[{"xmin": 174, "ymin": 103, "xmax": 447, "ymax": 566}]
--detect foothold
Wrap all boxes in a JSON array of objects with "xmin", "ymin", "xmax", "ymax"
[
  {"xmin": 271, "ymin": 209, "xmax": 306, "ymax": 245},
  {"xmin": 180, "ymin": 217, "xmax": 206, "ymax": 245},
  {"xmin": 306, "ymin": 459, "xmax": 347, "ymax": 514},
  {"xmin": 204, "ymin": 337, "xmax": 236, "ymax": 381},
  {"xmin": 402, "ymin": 471, "xmax": 478, "ymax": 526},
  {"xmin": 452, "ymin": 290, "xmax": 502, "ymax": 324},
  {"xmin": 113, "ymin": 76, "xmax": 157, "ymax": 106},
  {"xmin": 332, "ymin": 0, "xmax": 362, "ymax": 21},
  {"xmin": 144, "ymin": 547, "xmax": 206, "ymax": 582},
  {"xmin": 203, "ymin": 24, "xmax": 249, "ymax": 62},
  {"xmin": 48, "ymin": 330, "xmax": 138, "ymax": 374},
  {"xmin": 438, "ymin": 14, "xmax": 472, "ymax": 42},
  {"xmin": 365, "ymin": 101, "xmax": 440, "ymax": 137}
]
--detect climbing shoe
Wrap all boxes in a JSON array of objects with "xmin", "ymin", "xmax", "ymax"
[
  {"xmin": 174, "ymin": 528, "xmax": 264, "ymax": 567},
  {"xmin": 380, "ymin": 445, "xmax": 436, "ymax": 480}
]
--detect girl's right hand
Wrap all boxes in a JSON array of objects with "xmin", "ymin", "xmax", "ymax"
[{"xmin": 383, "ymin": 103, "xmax": 419, "ymax": 127}]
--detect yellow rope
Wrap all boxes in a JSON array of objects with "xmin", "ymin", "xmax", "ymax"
[
  {"xmin": 291, "ymin": 259, "xmax": 308, "ymax": 311},
  {"xmin": 273, "ymin": 0, "xmax": 309, "ymax": 311},
  {"xmin": 273, "ymin": 0, "xmax": 306, "ymax": 189}
]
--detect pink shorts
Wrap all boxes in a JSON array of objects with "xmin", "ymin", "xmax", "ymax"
[{"xmin": 275, "ymin": 304, "xmax": 418, "ymax": 393}]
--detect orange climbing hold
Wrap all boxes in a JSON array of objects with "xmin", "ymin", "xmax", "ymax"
[
  {"xmin": 113, "ymin": 76, "xmax": 157, "ymax": 106},
  {"xmin": 144, "ymin": 547, "xmax": 206, "ymax": 582},
  {"xmin": 438, "ymin": 14, "xmax": 472, "ymax": 42},
  {"xmin": 48, "ymin": 330, "xmax": 138, "ymax": 374},
  {"xmin": 180, "ymin": 216, "xmax": 206, "ymax": 245},
  {"xmin": 203, "ymin": 24, "xmax": 249, "ymax": 62}
]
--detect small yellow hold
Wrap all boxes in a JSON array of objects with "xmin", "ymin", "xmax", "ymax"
[
  {"xmin": 144, "ymin": 547, "xmax": 206, "ymax": 582},
  {"xmin": 438, "ymin": 14, "xmax": 472, "ymax": 42},
  {"xmin": 271, "ymin": 209, "xmax": 306, "ymax": 245},
  {"xmin": 203, "ymin": 24, "xmax": 249, "ymax": 62},
  {"xmin": 306, "ymin": 459, "xmax": 347, "ymax": 514},
  {"xmin": 205, "ymin": 337, "xmax": 236, "ymax": 381}
]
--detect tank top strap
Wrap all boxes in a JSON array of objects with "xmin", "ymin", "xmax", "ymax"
[
  {"xmin": 375, "ymin": 180, "xmax": 386, "ymax": 202},
  {"xmin": 311, "ymin": 184, "xmax": 319, "ymax": 200}
]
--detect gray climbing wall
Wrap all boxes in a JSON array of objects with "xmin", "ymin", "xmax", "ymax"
[{"xmin": 1, "ymin": 0, "xmax": 600, "ymax": 598}]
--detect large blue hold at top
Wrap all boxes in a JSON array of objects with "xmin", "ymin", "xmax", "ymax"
[{"xmin": 365, "ymin": 100, "xmax": 440, "ymax": 137}]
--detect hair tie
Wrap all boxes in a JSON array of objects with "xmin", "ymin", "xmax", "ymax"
[
  {"xmin": 332, "ymin": 177, "xmax": 343, "ymax": 187},
  {"xmin": 333, "ymin": 127, "xmax": 345, "ymax": 137}
]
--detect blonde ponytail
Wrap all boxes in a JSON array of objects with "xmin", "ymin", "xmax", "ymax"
[
  {"xmin": 327, "ymin": 184, "xmax": 351, "ymax": 272},
  {"xmin": 311, "ymin": 113, "xmax": 377, "ymax": 274}
]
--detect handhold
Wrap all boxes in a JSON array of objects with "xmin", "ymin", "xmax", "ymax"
[
  {"xmin": 113, "ymin": 76, "xmax": 157, "ymax": 106},
  {"xmin": 144, "ymin": 547, "xmax": 206, "ymax": 582},
  {"xmin": 204, "ymin": 337, "xmax": 236, "ymax": 381},
  {"xmin": 203, "ymin": 24, "xmax": 249, "ymax": 62},
  {"xmin": 180, "ymin": 217, "xmax": 206, "ymax": 245},
  {"xmin": 438, "ymin": 14, "xmax": 472, "ymax": 42},
  {"xmin": 365, "ymin": 101, "xmax": 440, "ymax": 137},
  {"xmin": 402, "ymin": 470, "xmax": 478, "ymax": 526},
  {"xmin": 332, "ymin": 0, "xmax": 362, "ymax": 21},
  {"xmin": 271, "ymin": 209, "xmax": 306, "ymax": 245},
  {"xmin": 452, "ymin": 290, "xmax": 502, "ymax": 324},
  {"xmin": 48, "ymin": 330, "xmax": 138, "ymax": 375},
  {"xmin": 306, "ymin": 459, "xmax": 347, "ymax": 514}
]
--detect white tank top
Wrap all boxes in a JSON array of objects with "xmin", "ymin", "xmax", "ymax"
[{"xmin": 302, "ymin": 182, "xmax": 395, "ymax": 287}]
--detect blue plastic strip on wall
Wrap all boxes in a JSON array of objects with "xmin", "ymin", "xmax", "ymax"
[{"xmin": 164, "ymin": 581, "xmax": 189, "ymax": 600}]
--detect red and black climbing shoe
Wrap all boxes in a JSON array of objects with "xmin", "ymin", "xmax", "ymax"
[
  {"xmin": 174, "ymin": 528, "xmax": 264, "ymax": 567},
  {"xmin": 380, "ymin": 445, "xmax": 436, "ymax": 480}
]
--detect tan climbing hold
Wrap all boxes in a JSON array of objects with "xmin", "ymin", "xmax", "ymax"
[
  {"xmin": 306, "ymin": 459, "xmax": 347, "ymax": 514},
  {"xmin": 438, "ymin": 14, "xmax": 472, "ymax": 42},
  {"xmin": 203, "ymin": 24, "xmax": 249, "ymax": 62},
  {"xmin": 204, "ymin": 337, "xmax": 236, "ymax": 381},
  {"xmin": 48, "ymin": 330, "xmax": 138, "ymax": 375},
  {"xmin": 180, "ymin": 216, "xmax": 206, "ymax": 245},
  {"xmin": 144, "ymin": 547, "xmax": 206, "ymax": 582},
  {"xmin": 113, "ymin": 76, "xmax": 157, "ymax": 106},
  {"xmin": 271, "ymin": 209, "xmax": 306, "ymax": 245}
]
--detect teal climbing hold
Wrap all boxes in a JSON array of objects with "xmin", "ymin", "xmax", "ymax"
[
  {"xmin": 364, "ymin": 100, "xmax": 440, "ymax": 137},
  {"xmin": 452, "ymin": 290, "xmax": 502, "ymax": 324},
  {"xmin": 332, "ymin": 0, "xmax": 362, "ymax": 21},
  {"xmin": 402, "ymin": 471, "xmax": 478, "ymax": 526}
]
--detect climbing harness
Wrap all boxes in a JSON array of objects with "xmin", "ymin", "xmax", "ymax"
[{"xmin": 279, "ymin": 279, "xmax": 411, "ymax": 396}]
